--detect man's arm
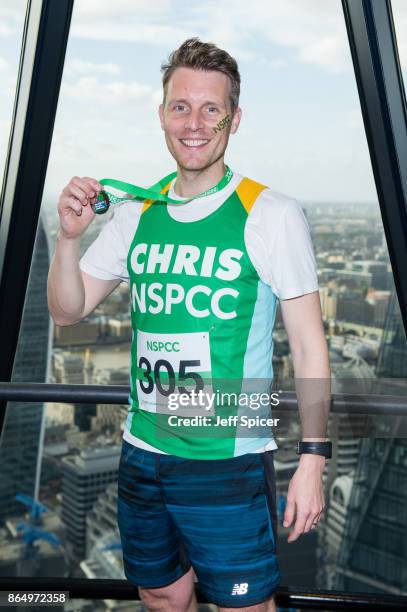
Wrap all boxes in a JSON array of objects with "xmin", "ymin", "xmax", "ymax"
[
  {"xmin": 47, "ymin": 232, "xmax": 121, "ymax": 326},
  {"xmin": 279, "ymin": 290, "xmax": 331, "ymax": 542},
  {"xmin": 47, "ymin": 175, "xmax": 122, "ymax": 326}
]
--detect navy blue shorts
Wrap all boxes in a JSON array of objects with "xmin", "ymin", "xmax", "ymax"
[{"xmin": 117, "ymin": 439, "xmax": 281, "ymax": 608}]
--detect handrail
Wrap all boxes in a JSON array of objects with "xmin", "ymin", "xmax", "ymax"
[
  {"xmin": 0, "ymin": 382, "xmax": 406, "ymax": 415},
  {"xmin": 0, "ymin": 578, "xmax": 405, "ymax": 609}
]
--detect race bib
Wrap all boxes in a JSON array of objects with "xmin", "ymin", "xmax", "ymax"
[{"xmin": 136, "ymin": 330, "xmax": 213, "ymax": 414}]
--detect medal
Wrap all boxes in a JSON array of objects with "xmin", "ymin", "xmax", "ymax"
[
  {"xmin": 92, "ymin": 190, "xmax": 110, "ymax": 215},
  {"xmin": 91, "ymin": 165, "xmax": 233, "ymax": 215}
]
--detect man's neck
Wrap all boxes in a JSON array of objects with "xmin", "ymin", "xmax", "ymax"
[{"xmin": 173, "ymin": 160, "xmax": 226, "ymax": 198}]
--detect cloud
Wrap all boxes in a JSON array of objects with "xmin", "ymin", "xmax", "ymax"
[
  {"xmin": 0, "ymin": 20, "xmax": 16, "ymax": 37},
  {"xmin": 71, "ymin": 21, "xmax": 192, "ymax": 45},
  {"xmin": 61, "ymin": 75, "xmax": 159, "ymax": 106},
  {"xmin": 1, "ymin": 0, "xmax": 407, "ymax": 75},
  {"xmin": 74, "ymin": 0, "xmax": 173, "ymax": 20},
  {"xmin": 269, "ymin": 58, "xmax": 288, "ymax": 70},
  {"xmin": 0, "ymin": 0, "xmax": 26, "ymax": 36},
  {"xmin": 0, "ymin": 55, "xmax": 9, "ymax": 72},
  {"xmin": 194, "ymin": 0, "xmax": 351, "ymax": 74},
  {"xmin": 68, "ymin": 0, "xmax": 352, "ymax": 74},
  {"xmin": 64, "ymin": 58, "xmax": 122, "ymax": 77},
  {"xmin": 70, "ymin": 0, "xmax": 191, "ymax": 45},
  {"xmin": 0, "ymin": 0, "xmax": 26, "ymax": 20},
  {"xmin": 297, "ymin": 34, "xmax": 349, "ymax": 73}
]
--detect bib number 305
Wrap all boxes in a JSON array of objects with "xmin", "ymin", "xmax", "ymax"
[
  {"xmin": 136, "ymin": 330, "xmax": 212, "ymax": 412},
  {"xmin": 138, "ymin": 357, "xmax": 203, "ymax": 396}
]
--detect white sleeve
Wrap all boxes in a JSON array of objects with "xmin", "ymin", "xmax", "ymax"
[
  {"xmin": 246, "ymin": 191, "xmax": 319, "ymax": 300},
  {"xmin": 269, "ymin": 199, "xmax": 319, "ymax": 299},
  {"xmin": 79, "ymin": 201, "xmax": 141, "ymax": 283}
]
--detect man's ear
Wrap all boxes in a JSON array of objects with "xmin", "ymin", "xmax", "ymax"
[
  {"xmin": 230, "ymin": 107, "xmax": 242, "ymax": 135},
  {"xmin": 158, "ymin": 103, "xmax": 165, "ymax": 130}
]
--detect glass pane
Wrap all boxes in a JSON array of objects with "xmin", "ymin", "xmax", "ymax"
[
  {"xmin": 0, "ymin": 0, "xmax": 27, "ymax": 182},
  {"xmin": 392, "ymin": 0, "xmax": 407, "ymax": 85},
  {"xmin": 0, "ymin": 401, "xmax": 216, "ymax": 612},
  {"xmin": 1, "ymin": 0, "xmax": 407, "ymax": 601}
]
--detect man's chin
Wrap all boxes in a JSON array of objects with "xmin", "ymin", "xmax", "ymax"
[{"xmin": 175, "ymin": 158, "xmax": 210, "ymax": 172}]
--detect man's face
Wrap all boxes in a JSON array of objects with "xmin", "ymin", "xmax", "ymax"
[{"xmin": 159, "ymin": 67, "xmax": 241, "ymax": 172}]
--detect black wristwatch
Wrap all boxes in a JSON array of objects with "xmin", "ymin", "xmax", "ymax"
[{"xmin": 296, "ymin": 441, "xmax": 332, "ymax": 459}]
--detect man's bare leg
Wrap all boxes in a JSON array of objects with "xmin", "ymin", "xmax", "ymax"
[{"xmin": 138, "ymin": 566, "xmax": 197, "ymax": 612}]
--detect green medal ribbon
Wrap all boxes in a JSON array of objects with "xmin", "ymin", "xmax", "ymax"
[{"xmin": 92, "ymin": 165, "xmax": 233, "ymax": 214}]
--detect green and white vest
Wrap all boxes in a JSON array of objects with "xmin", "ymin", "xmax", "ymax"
[{"xmin": 124, "ymin": 174, "xmax": 279, "ymax": 459}]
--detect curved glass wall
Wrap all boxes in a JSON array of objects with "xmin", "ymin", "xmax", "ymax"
[{"xmin": 0, "ymin": 0, "xmax": 406, "ymax": 599}]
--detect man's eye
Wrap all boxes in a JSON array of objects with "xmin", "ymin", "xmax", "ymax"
[
  {"xmin": 174, "ymin": 105, "xmax": 185, "ymax": 111},
  {"xmin": 207, "ymin": 107, "xmax": 218, "ymax": 113}
]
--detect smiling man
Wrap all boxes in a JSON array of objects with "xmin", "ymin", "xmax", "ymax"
[
  {"xmin": 159, "ymin": 64, "xmax": 237, "ymax": 191},
  {"xmin": 48, "ymin": 37, "xmax": 331, "ymax": 612}
]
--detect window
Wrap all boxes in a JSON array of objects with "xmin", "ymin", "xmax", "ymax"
[
  {"xmin": 0, "ymin": 0, "xmax": 406, "ymax": 597},
  {"xmin": 0, "ymin": 0, "xmax": 27, "ymax": 181}
]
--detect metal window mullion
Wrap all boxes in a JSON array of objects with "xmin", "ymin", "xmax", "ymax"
[
  {"xmin": 341, "ymin": 0, "xmax": 407, "ymax": 336},
  {"xmin": 0, "ymin": 0, "xmax": 74, "ymax": 435}
]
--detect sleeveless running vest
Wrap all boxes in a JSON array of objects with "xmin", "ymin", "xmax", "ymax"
[{"xmin": 124, "ymin": 173, "xmax": 279, "ymax": 459}]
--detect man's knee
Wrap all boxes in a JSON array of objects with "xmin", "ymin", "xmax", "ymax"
[
  {"xmin": 138, "ymin": 567, "xmax": 196, "ymax": 612},
  {"xmin": 139, "ymin": 586, "xmax": 195, "ymax": 612}
]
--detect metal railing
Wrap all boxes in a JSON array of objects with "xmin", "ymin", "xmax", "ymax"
[
  {"xmin": 0, "ymin": 577, "xmax": 405, "ymax": 609},
  {"xmin": 1, "ymin": 382, "xmax": 407, "ymax": 415}
]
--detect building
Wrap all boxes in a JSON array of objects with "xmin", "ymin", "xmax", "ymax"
[
  {"xmin": 335, "ymin": 292, "xmax": 407, "ymax": 594},
  {"xmin": 61, "ymin": 445, "xmax": 121, "ymax": 561},
  {"xmin": 0, "ymin": 215, "xmax": 51, "ymax": 524}
]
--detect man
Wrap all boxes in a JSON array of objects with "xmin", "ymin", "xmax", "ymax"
[{"xmin": 48, "ymin": 37, "xmax": 330, "ymax": 612}]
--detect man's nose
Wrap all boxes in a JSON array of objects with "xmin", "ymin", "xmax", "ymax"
[{"xmin": 184, "ymin": 110, "xmax": 204, "ymax": 131}]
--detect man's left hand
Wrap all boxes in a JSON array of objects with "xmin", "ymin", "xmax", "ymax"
[{"xmin": 282, "ymin": 454, "xmax": 326, "ymax": 543}]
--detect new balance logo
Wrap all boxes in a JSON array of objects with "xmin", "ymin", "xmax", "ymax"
[{"xmin": 231, "ymin": 583, "xmax": 249, "ymax": 595}]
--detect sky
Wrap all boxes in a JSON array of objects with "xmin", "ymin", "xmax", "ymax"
[{"xmin": 1, "ymin": 0, "xmax": 407, "ymax": 206}]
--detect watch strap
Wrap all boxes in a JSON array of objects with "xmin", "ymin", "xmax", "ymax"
[{"xmin": 296, "ymin": 441, "xmax": 332, "ymax": 458}]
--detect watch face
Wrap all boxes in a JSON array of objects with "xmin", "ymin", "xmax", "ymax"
[{"xmin": 92, "ymin": 190, "xmax": 110, "ymax": 214}]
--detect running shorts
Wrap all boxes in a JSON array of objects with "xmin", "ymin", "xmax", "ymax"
[{"xmin": 117, "ymin": 439, "xmax": 281, "ymax": 608}]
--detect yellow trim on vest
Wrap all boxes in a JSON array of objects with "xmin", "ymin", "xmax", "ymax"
[
  {"xmin": 236, "ymin": 177, "xmax": 268, "ymax": 214},
  {"xmin": 141, "ymin": 181, "xmax": 172, "ymax": 214},
  {"xmin": 142, "ymin": 176, "xmax": 268, "ymax": 215}
]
